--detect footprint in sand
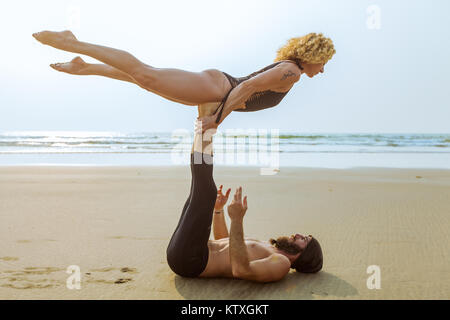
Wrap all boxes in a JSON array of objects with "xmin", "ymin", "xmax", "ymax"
[
  {"xmin": 89, "ymin": 266, "xmax": 138, "ymax": 274},
  {"xmin": 87, "ymin": 278, "xmax": 133, "ymax": 285},
  {"xmin": 86, "ymin": 266, "xmax": 138, "ymax": 285},
  {"xmin": 107, "ymin": 235, "xmax": 154, "ymax": 240},
  {"xmin": 1, "ymin": 282, "xmax": 54, "ymax": 289},
  {"xmin": 0, "ymin": 267, "xmax": 63, "ymax": 289},
  {"xmin": 114, "ymin": 278, "xmax": 133, "ymax": 284},
  {"xmin": 120, "ymin": 267, "xmax": 137, "ymax": 274},
  {"xmin": 2, "ymin": 266, "xmax": 63, "ymax": 276},
  {"xmin": 16, "ymin": 240, "xmax": 31, "ymax": 244},
  {"xmin": 90, "ymin": 267, "xmax": 116, "ymax": 272},
  {"xmin": 1, "ymin": 266, "xmax": 137, "ymax": 289},
  {"xmin": 21, "ymin": 267, "xmax": 62, "ymax": 275},
  {"xmin": 16, "ymin": 239, "xmax": 56, "ymax": 244},
  {"xmin": 0, "ymin": 257, "xmax": 19, "ymax": 261}
]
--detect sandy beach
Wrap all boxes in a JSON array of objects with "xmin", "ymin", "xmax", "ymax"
[{"xmin": 0, "ymin": 165, "xmax": 449, "ymax": 300}]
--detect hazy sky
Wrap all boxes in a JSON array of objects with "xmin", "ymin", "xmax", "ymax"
[{"xmin": 1, "ymin": 0, "xmax": 449, "ymax": 133}]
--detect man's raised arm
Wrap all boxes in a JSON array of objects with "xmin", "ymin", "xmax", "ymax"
[
  {"xmin": 228, "ymin": 187, "xmax": 250, "ymax": 277},
  {"xmin": 228, "ymin": 187, "xmax": 291, "ymax": 283},
  {"xmin": 213, "ymin": 185, "xmax": 231, "ymax": 240}
]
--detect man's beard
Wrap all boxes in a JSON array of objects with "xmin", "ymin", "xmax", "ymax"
[{"xmin": 269, "ymin": 236, "xmax": 302, "ymax": 255}]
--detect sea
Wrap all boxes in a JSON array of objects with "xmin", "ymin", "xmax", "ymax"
[{"xmin": 0, "ymin": 131, "xmax": 449, "ymax": 169}]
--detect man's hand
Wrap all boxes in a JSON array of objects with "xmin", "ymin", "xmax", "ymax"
[
  {"xmin": 227, "ymin": 186, "xmax": 248, "ymax": 221},
  {"xmin": 197, "ymin": 114, "xmax": 219, "ymax": 133},
  {"xmin": 215, "ymin": 185, "xmax": 231, "ymax": 210}
]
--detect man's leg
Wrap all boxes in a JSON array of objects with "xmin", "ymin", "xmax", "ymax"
[
  {"xmin": 166, "ymin": 106, "xmax": 218, "ymax": 277},
  {"xmin": 166, "ymin": 151, "xmax": 217, "ymax": 277}
]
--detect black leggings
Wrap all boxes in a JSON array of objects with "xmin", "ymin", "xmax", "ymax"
[{"xmin": 166, "ymin": 152, "xmax": 217, "ymax": 277}]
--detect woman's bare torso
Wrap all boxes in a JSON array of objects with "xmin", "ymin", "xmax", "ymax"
[{"xmin": 198, "ymin": 237, "xmax": 276, "ymax": 278}]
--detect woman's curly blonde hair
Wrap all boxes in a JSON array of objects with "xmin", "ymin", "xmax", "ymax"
[{"xmin": 275, "ymin": 32, "xmax": 336, "ymax": 65}]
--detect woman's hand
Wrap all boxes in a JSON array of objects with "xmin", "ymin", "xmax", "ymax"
[
  {"xmin": 227, "ymin": 187, "xmax": 248, "ymax": 221},
  {"xmin": 215, "ymin": 185, "xmax": 231, "ymax": 210}
]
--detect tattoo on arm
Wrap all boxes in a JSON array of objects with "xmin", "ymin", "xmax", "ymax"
[
  {"xmin": 280, "ymin": 70, "xmax": 296, "ymax": 81},
  {"xmin": 213, "ymin": 210, "xmax": 229, "ymax": 239}
]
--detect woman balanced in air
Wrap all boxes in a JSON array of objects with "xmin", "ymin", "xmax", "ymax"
[{"xmin": 32, "ymin": 31, "xmax": 335, "ymax": 130}]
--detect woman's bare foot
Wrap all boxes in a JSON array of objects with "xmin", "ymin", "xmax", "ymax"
[
  {"xmin": 50, "ymin": 56, "xmax": 87, "ymax": 75},
  {"xmin": 32, "ymin": 30, "xmax": 78, "ymax": 51}
]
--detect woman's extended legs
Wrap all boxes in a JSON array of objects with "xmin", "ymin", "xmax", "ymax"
[
  {"xmin": 51, "ymin": 57, "xmax": 198, "ymax": 105},
  {"xmin": 33, "ymin": 30, "xmax": 148, "ymax": 77},
  {"xmin": 33, "ymin": 30, "xmax": 228, "ymax": 105}
]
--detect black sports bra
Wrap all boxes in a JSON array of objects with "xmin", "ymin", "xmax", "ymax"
[{"xmin": 214, "ymin": 60, "xmax": 303, "ymax": 123}]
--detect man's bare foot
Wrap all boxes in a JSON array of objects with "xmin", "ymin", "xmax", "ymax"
[
  {"xmin": 32, "ymin": 30, "xmax": 78, "ymax": 50},
  {"xmin": 50, "ymin": 56, "xmax": 87, "ymax": 75}
]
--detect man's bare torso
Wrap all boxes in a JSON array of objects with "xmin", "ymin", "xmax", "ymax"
[{"xmin": 199, "ymin": 238, "xmax": 275, "ymax": 278}]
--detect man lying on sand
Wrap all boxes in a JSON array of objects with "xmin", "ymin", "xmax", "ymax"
[{"xmin": 166, "ymin": 106, "xmax": 323, "ymax": 283}]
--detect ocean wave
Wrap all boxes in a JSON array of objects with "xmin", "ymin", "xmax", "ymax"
[{"xmin": 0, "ymin": 132, "xmax": 448, "ymax": 155}]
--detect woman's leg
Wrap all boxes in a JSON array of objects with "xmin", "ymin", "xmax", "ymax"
[
  {"xmin": 51, "ymin": 57, "xmax": 137, "ymax": 83},
  {"xmin": 50, "ymin": 57, "xmax": 198, "ymax": 106},
  {"xmin": 33, "ymin": 30, "xmax": 228, "ymax": 104},
  {"xmin": 33, "ymin": 31, "xmax": 147, "ymax": 77}
]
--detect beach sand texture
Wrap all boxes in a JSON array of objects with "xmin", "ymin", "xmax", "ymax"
[{"xmin": 0, "ymin": 166, "xmax": 449, "ymax": 299}]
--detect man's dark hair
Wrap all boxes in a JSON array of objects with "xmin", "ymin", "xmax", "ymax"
[{"xmin": 291, "ymin": 237, "xmax": 323, "ymax": 273}]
